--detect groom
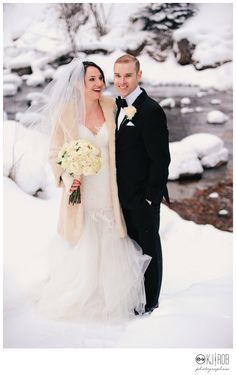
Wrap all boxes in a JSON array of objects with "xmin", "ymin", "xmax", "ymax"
[{"xmin": 114, "ymin": 54, "xmax": 171, "ymax": 314}]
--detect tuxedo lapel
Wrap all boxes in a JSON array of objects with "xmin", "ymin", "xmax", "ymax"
[
  {"xmin": 131, "ymin": 88, "xmax": 147, "ymax": 110},
  {"xmin": 116, "ymin": 88, "xmax": 148, "ymax": 140}
]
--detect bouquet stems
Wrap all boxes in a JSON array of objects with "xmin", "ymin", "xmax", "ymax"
[{"xmin": 69, "ymin": 186, "xmax": 81, "ymax": 205}]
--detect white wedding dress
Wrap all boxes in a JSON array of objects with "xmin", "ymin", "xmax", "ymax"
[{"xmin": 36, "ymin": 123, "xmax": 151, "ymax": 322}]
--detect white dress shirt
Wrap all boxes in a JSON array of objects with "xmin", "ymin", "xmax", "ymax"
[{"xmin": 117, "ymin": 86, "xmax": 142, "ymax": 130}]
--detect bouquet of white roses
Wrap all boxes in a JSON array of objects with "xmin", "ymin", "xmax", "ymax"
[{"xmin": 57, "ymin": 139, "xmax": 101, "ymax": 205}]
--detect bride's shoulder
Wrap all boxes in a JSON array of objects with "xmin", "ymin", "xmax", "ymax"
[{"xmin": 100, "ymin": 95, "xmax": 116, "ymax": 110}]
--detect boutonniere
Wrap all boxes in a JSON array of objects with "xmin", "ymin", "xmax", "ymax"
[{"xmin": 121, "ymin": 105, "xmax": 137, "ymax": 126}]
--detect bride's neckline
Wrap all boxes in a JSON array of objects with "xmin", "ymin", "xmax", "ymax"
[{"xmin": 83, "ymin": 122, "xmax": 106, "ymax": 136}]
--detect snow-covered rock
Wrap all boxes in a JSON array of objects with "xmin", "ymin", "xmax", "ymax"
[
  {"xmin": 196, "ymin": 91, "xmax": 208, "ymax": 97},
  {"xmin": 159, "ymin": 98, "xmax": 175, "ymax": 109},
  {"xmin": 26, "ymin": 92, "xmax": 48, "ymax": 105},
  {"xmin": 181, "ymin": 97, "xmax": 191, "ymax": 105},
  {"xmin": 207, "ymin": 110, "xmax": 229, "ymax": 124},
  {"xmin": 169, "ymin": 142, "xmax": 203, "ymax": 180},
  {"xmin": 181, "ymin": 133, "xmax": 224, "ymax": 159},
  {"xmin": 3, "ymin": 83, "xmax": 18, "ymax": 96},
  {"xmin": 42, "ymin": 66, "xmax": 56, "ymax": 80},
  {"xmin": 169, "ymin": 133, "xmax": 229, "ymax": 180},
  {"xmin": 3, "ymin": 73, "xmax": 23, "ymax": 88},
  {"xmin": 201, "ymin": 147, "xmax": 228, "ymax": 168},
  {"xmin": 208, "ymin": 192, "xmax": 219, "ymax": 199},
  {"xmin": 218, "ymin": 209, "xmax": 229, "ymax": 217},
  {"xmin": 195, "ymin": 106, "xmax": 203, "ymax": 112},
  {"xmin": 26, "ymin": 71, "xmax": 45, "ymax": 87},
  {"xmin": 180, "ymin": 107, "xmax": 194, "ymax": 114},
  {"xmin": 15, "ymin": 112, "xmax": 44, "ymax": 126},
  {"xmin": 210, "ymin": 99, "xmax": 221, "ymax": 105}
]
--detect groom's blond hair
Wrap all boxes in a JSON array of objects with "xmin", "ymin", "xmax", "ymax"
[{"xmin": 114, "ymin": 54, "xmax": 140, "ymax": 73}]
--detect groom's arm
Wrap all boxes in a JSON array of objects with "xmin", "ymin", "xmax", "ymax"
[{"xmin": 142, "ymin": 105, "xmax": 171, "ymax": 204}]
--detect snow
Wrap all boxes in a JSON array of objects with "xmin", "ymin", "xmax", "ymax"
[
  {"xmin": 3, "ymin": 73, "xmax": 22, "ymax": 87},
  {"xmin": 173, "ymin": 3, "xmax": 232, "ymax": 68},
  {"xmin": 201, "ymin": 148, "xmax": 228, "ymax": 168},
  {"xmin": 3, "ymin": 121, "xmax": 54, "ymax": 197},
  {"xmin": 3, "ymin": 3, "xmax": 233, "ymax": 91},
  {"xmin": 3, "ymin": 177, "xmax": 232, "ymax": 348},
  {"xmin": 26, "ymin": 92, "xmax": 48, "ymax": 105},
  {"xmin": 26, "ymin": 71, "xmax": 45, "ymax": 87},
  {"xmin": 3, "ymin": 83, "xmax": 18, "ymax": 96},
  {"xmin": 207, "ymin": 110, "xmax": 229, "ymax": 124},
  {"xmin": 208, "ymin": 192, "xmax": 219, "ymax": 199},
  {"xmin": 169, "ymin": 141, "xmax": 203, "ymax": 180}
]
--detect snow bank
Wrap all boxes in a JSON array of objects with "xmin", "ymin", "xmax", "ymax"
[{"xmin": 3, "ymin": 120, "xmax": 54, "ymax": 197}]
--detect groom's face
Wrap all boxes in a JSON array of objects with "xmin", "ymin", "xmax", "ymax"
[{"xmin": 114, "ymin": 62, "xmax": 142, "ymax": 98}]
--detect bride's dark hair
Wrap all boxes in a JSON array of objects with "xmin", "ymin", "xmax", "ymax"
[{"xmin": 82, "ymin": 61, "xmax": 106, "ymax": 85}]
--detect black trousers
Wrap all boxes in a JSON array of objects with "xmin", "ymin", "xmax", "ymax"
[{"xmin": 122, "ymin": 201, "xmax": 162, "ymax": 311}]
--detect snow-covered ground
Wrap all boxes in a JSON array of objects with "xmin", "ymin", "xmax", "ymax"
[{"xmin": 3, "ymin": 177, "xmax": 232, "ymax": 348}]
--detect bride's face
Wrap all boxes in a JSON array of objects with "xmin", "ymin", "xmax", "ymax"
[{"xmin": 84, "ymin": 66, "xmax": 105, "ymax": 100}]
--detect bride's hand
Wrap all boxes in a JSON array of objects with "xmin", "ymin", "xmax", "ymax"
[{"xmin": 70, "ymin": 179, "xmax": 81, "ymax": 192}]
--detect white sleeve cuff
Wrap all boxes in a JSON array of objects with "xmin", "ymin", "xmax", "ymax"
[{"xmin": 61, "ymin": 172, "xmax": 74, "ymax": 194}]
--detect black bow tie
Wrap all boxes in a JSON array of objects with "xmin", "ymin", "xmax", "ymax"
[{"xmin": 116, "ymin": 96, "xmax": 127, "ymax": 109}]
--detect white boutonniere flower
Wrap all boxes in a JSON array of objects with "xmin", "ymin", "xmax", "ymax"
[{"xmin": 121, "ymin": 105, "xmax": 137, "ymax": 125}]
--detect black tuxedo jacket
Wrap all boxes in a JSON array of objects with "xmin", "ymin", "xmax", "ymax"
[{"xmin": 115, "ymin": 88, "xmax": 171, "ymax": 209}]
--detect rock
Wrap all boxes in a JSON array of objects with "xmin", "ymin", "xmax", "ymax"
[
  {"xmin": 26, "ymin": 71, "xmax": 45, "ymax": 87},
  {"xmin": 159, "ymin": 97, "xmax": 175, "ymax": 109},
  {"xmin": 210, "ymin": 99, "xmax": 221, "ymax": 105},
  {"xmin": 173, "ymin": 38, "xmax": 195, "ymax": 65},
  {"xmin": 208, "ymin": 192, "xmax": 219, "ymax": 199},
  {"xmin": 201, "ymin": 148, "xmax": 228, "ymax": 168},
  {"xmin": 195, "ymin": 107, "xmax": 203, "ymax": 112},
  {"xmin": 218, "ymin": 209, "xmax": 229, "ymax": 217},
  {"xmin": 169, "ymin": 142, "xmax": 203, "ymax": 180},
  {"xmin": 3, "ymin": 73, "xmax": 22, "ymax": 88},
  {"xmin": 12, "ymin": 66, "xmax": 32, "ymax": 76},
  {"xmin": 181, "ymin": 97, "xmax": 191, "ymax": 105},
  {"xmin": 196, "ymin": 91, "xmax": 208, "ymax": 98},
  {"xmin": 207, "ymin": 110, "xmax": 228, "ymax": 124},
  {"xmin": 180, "ymin": 107, "xmax": 194, "ymax": 114}
]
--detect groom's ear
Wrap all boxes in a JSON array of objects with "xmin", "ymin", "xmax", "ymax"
[{"xmin": 137, "ymin": 70, "xmax": 142, "ymax": 81}]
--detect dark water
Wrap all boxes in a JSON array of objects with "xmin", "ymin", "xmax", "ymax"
[{"xmin": 4, "ymin": 83, "xmax": 233, "ymax": 201}]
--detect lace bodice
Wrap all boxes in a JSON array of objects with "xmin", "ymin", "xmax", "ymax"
[{"xmin": 79, "ymin": 123, "xmax": 112, "ymax": 211}]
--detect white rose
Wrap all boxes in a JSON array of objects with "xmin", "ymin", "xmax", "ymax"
[{"xmin": 123, "ymin": 105, "xmax": 137, "ymax": 120}]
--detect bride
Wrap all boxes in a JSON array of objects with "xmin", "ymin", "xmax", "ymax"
[{"xmin": 35, "ymin": 59, "xmax": 151, "ymax": 321}]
